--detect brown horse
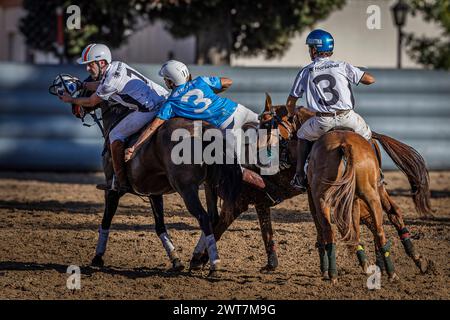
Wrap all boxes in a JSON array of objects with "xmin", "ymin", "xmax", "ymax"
[{"xmin": 191, "ymin": 94, "xmax": 431, "ymax": 277}]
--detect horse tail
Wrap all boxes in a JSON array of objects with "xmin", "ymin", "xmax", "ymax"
[
  {"xmin": 323, "ymin": 143, "xmax": 357, "ymax": 243},
  {"xmin": 372, "ymin": 131, "xmax": 432, "ymax": 217}
]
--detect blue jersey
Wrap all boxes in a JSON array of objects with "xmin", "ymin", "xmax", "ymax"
[{"xmin": 157, "ymin": 76, "xmax": 238, "ymax": 127}]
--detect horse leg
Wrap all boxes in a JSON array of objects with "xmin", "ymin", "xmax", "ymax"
[
  {"xmin": 360, "ymin": 205, "xmax": 386, "ymax": 274},
  {"xmin": 255, "ymin": 204, "xmax": 278, "ymax": 272},
  {"xmin": 149, "ymin": 195, "xmax": 184, "ymax": 272},
  {"xmin": 180, "ymin": 186, "xmax": 220, "ymax": 276},
  {"xmin": 379, "ymin": 186, "xmax": 428, "ymax": 273},
  {"xmin": 361, "ymin": 189, "xmax": 399, "ymax": 282},
  {"xmin": 352, "ymin": 199, "xmax": 370, "ymax": 274},
  {"xmin": 91, "ymin": 190, "xmax": 120, "ymax": 267},
  {"xmin": 318, "ymin": 198, "xmax": 338, "ymax": 283},
  {"xmin": 189, "ymin": 183, "xmax": 219, "ymax": 270},
  {"xmin": 307, "ymin": 189, "xmax": 329, "ymax": 279}
]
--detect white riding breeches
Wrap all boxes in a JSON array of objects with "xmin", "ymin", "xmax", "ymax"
[
  {"xmin": 297, "ymin": 110, "xmax": 372, "ymax": 141},
  {"xmin": 220, "ymin": 104, "xmax": 259, "ymax": 165},
  {"xmin": 109, "ymin": 109, "xmax": 159, "ymax": 143}
]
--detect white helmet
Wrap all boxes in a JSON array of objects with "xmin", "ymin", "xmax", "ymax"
[
  {"xmin": 159, "ymin": 60, "xmax": 190, "ymax": 86},
  {"xmin": 49, "ymin": 74, "xmax": 82, "ymax": 98},
  {"xmin": 77, "ymin": 43, "xmax": 112, "ymax": 64}
]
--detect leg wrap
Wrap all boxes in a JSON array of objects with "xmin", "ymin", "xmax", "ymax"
[
  {"xmin": 375, "ymin": 250, "xmax": 386, "ymax": 272},
  {"xmin": 356, "ymin": 244, "xmax": 368, "ymax": 267},
  {"xmin": 398, "ymin": 227, "xmax": 416, "ymax": 258},
  {"xmin": 267, "ymin": 240, "xmax": 278, "ymax": 268},
  {"xmin": 380, "ymin": 240, "xmax": 395, "ymax": 275},
  {"xmin": 159, "ymin": 232, "xmax": 176, "ymax": 259},
  {"xmin": 205, "ymin": 234, "xmax": 220, "ymax": 266},
  {"xmin": 325, "ymin": 243, "xmax": 337, "ymax": 278},
  {"xmin": 95, "ymin": 226, "xmax": 110, "ymax": 256},
  {"xmin": 317, "ymin": 243, "xmax": 329, "ymax": 274}
]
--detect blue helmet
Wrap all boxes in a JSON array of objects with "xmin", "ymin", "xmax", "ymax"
[{"xmin": 306, "ymin": 29, "xmax": 334, "ymax": 53}]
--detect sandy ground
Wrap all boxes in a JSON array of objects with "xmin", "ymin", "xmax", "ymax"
[{"xmin": 0, "ymin": 171, "xmax": 448, "ymax": 300}]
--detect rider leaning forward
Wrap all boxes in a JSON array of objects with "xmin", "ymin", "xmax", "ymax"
[{"xmin": 58, "ymin": 44, "xmax": 168, "ymax": 194}]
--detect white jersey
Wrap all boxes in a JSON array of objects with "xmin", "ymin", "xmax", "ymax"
[
  {"xmin": 289, "ymin": 57, "xmax": 364, "ymax": 113},
  {"xmin": 96, "ymin": 61, "xmax": 169, "ymax": 112}
]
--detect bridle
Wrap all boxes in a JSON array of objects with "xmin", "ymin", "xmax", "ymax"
[{"xmin": 259, "ymin": 105, "xmax": 297, "ymax": 141}]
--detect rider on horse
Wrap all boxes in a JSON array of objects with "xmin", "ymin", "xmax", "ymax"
[
  {"xmin": 287, "ymin": 29, "xmax": 376, "ymax": 191},
  {"xmin": 57, "ymin": 43, "xmax": 169, "ymax": 194},
  {"xmin": 125, "ymin": 59, "xmax": 266, "ymax": 190}
]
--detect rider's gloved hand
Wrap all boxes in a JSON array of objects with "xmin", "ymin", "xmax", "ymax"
[{"xmin": 124, "ymin": 146, "xmax": 135, "ymax": 162}]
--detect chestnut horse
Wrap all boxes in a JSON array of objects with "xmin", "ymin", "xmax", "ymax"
[{"xmin": 192, "ymin": 94, "xmax": 431, "ymax": 278}]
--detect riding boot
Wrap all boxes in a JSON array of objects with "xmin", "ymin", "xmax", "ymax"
[
  {"xmin": 110, "ymin": 140, "xmax": 131, "ymax": 194},
  {"xmin": 291, "ymin": 138, "xmax": 312, "ymax": 191}
]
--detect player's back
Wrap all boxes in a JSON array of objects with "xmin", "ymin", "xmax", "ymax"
[
  {"xmin": 97, "ymin": 61, "xmax": 168, "ymax": 111},
  {"xmin": 164, "ymin": 76, "xmax": 237, "ymax": 127},
  {"xmin": 300, "ymin": 57, "xmax": 363, "ymax": 112}
]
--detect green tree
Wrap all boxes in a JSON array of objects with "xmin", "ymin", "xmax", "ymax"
[
  {"xmin": 19, "ymin": 0, "xmax": 143, "ymax": 62},
  {"xmin": 406, "ymin": 0, "xmax": 450, "ymax": 70},
  {"xmin": 146, "ymin": 0, "xmax": 346, "ymax": 65}
]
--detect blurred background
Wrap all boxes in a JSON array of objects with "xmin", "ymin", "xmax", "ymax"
[{"xmin": 0, "ymin": 0, "xmax": 449, "ymax": 171}]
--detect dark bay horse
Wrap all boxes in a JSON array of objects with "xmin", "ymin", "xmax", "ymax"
[
  {"xmin": 73, "ymin": 97, "xmax": 189, "ymax": 271},
  {"xmin": 74, "ymin": 81, "xmax": 241, "ymax": 276},
  {"xmin": 191, "ymin": 94, "xmax": 431, "ymax": 277}
]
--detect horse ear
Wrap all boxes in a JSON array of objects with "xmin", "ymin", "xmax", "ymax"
[{"xmin": 265, "ymin": 92, "xmax": 272, "ymax": 111}]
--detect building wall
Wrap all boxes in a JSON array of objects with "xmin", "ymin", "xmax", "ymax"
[
  {"xmin": 0, "ymin": 0, "xmax": 445, "ymax": 69},
  {"xmin": 232, "ymin": 0, "xmax": 442, "ymax": 68}
]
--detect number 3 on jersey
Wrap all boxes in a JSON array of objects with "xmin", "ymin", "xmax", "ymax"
[
  {"xmin": 181, "ymin": 89, "xmax": 212, "ymax": 113},
  {"xmin": 313, "ymin": 74, "xmax": 339, "ymax": 106}
]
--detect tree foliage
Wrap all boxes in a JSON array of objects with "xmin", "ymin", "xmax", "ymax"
[
  {"xmin": 19, "ymin": 0, "xmax": 346, "ymax": 65},
  {"xmin": 19, "ymin": 0, "xmax": 143, "ymax": 61},
  {"xmin": 406, "ymin": 0, "xmax": 450, "ymax": 70},
  {"xmin": 145, "ymin": 0, "xmax": 346, "ymax": 64}
]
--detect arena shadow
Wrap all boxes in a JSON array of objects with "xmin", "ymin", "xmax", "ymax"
[
  {"xmin": 0, "ymin": 261, "xmax": 199, "ymax": 280},
  {"xmin": 0, "ymin": 171, "xmax": 103, "ymax": 185},
  {"xmin": 387, "ymin": 188, "xmax": 450, "ymax": 199},
  {"xmin": 0, "ymin": 199, "xmax": 163, "ymax": 216}
]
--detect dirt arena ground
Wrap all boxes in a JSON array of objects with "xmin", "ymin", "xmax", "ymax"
[{"xmin": 0, "ymin": 171, "xmax": 448, "ymax": 300}]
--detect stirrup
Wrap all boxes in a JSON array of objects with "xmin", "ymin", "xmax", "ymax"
[
  {"xmin": 290, "ymin": 174, "xmax": 307, "ymax": 191},
  {"xmin": 96, "ymin": 183, "xmax": 109, "ymax": 191}
]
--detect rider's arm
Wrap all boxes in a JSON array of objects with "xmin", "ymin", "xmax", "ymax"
[
  {"xmin": 125, "ymin": 117, "xmax": 166, "ymax": 161},
  {"xmin": 83, "ymin": 81, "xmax": 101, "ymax": 91},
  {"xmin": 286, "ymin": 95, "xmax": 299, "ymax": 118},
  {"xmin": 359, "ymin": 72, "xmax": 375, "ymax": 85},
  {"xmin": 59, "ymin": 91, "xmax": 103, "ymax": 107}
]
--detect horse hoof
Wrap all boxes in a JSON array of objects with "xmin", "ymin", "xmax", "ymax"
[
  {"xmin": 322, "ymin": 272, "xmax": 329, "ymax": 280},
  {"xmin": 330, "ymin": 277, "xmax": 338, "ymax": 285},
  {"xmin": 207, "ymin": 269, "xmax": 221, "ymax": 279},
  {"xmin": 260, "ymin": 264, "xmax": 276, "ymax": 273},
  {"xmin": 91, "ymin": 255, "xmax": 104, "ymax": 268},
  {"xmin": 416, "ymin": 257, "xmax": 429, "ymax": 274},
  {"xmin": 361, "ymin": 261, "xmax": 370, "ymax": 274},
  {"xmin": 189, "ymin": 257, "xmax": 204, "ymax": 271},
  {"xmin": 388, "ymin": 273, "xmax": 400, "ymax": 282},
  {"xmin": 207, "ymin": 262, "xmax": 221, "ymax": 279},
  {"xmin": 170, "ymin": 258, "xmax": 185, "ymax": 272}
]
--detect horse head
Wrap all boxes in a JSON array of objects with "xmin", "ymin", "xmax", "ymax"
[{"xmin": 259, "ymin": 93, "xmax": 297, "ymax": 141}]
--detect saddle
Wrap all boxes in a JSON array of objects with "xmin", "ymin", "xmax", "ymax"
[{"xmin": 328, "ymin": 126, "xmax": 355, "ymax": 133}]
